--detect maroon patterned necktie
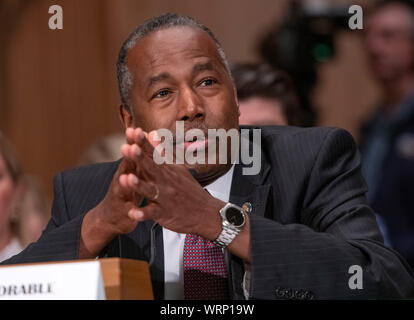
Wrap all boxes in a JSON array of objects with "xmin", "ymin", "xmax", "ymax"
[{"xmin": 183, "ymin": 233, "xmax": 229, "ymax": 299}]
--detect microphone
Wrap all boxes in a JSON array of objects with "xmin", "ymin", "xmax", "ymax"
[{"xmin": 149, "ymin": 222, "xmax": 159, "ymax": 267}]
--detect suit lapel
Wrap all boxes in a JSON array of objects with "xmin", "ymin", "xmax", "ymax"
[
  {"xmin": 228, "ymin": 130, "xmax": 273, "ymax": 299},
  {"xmin": 148, "ymin": 222, "xmax": 164, "ymax": 300},
  {"xmin": 229, "ymin": 128, "xmax": 272, "ymax": 217}
]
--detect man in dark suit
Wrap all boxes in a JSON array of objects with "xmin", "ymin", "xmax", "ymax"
[{"xmin": 2, "ymin": 13, "xmax": 414, "ymax": 299}]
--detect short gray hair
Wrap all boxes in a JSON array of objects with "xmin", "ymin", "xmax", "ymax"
[{"xmin": 116, "ymin": 13, "xmax": 232, "ymax": 113}]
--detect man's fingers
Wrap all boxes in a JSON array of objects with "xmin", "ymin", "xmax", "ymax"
[
  {"xmin": 128, "ymin": 208, "xmax": 144, "ymax": 221},
  {"xmin": 133, "ymin": 128, "xmax": 156, "ymax": 157},
  {"xmin": 119, "ymin": 173, "xmax": 129, "ymax": 188},
  {"xmin": 126, "ymin": 127, "xmax": 149, "ymax": 148},
  {"xmin": 123, "ymin": 127, "xmax": 166, "ymax": 182},
  {"xmin": 133, "ymin": 127, "xmax": 145, "ymax": 143},
  {"xmin": 126, "ymin": 127, "xmax": 135, "ymax": 145},
  {"xmin": 121, "ymin": 143, "xmax": 139, "ymax": 159},
  {"xmin": 118, "ymin": 173, "xmax": 135, "ymax": 200},
  {"xmin": 125, "ymin": 127, "xmax": 158, "ymax": 163},
  {"xmin": 121, "ymin": 143, "xmax": 129, "ymax": 158},
  {"xmin": 128, "ymin": 204, "xmax": 158, "ymax": 222},
  {"xmin": 126, "ymin": 127, "xmax": 147, "ymax": 148},
  {"xmin": 126, "ymin": 173, "xmax": 160, "ymax": 202},
  {"xmin": 123, "ymin": 141, "xmax": 159, "ymax": 179},
  {"xmin": 146, "ymin": 130, "xmax": 162, "ymax": 149},
  {"xmin": 115, "ymin": 156, "xmax": 136, "ymax": 183}
]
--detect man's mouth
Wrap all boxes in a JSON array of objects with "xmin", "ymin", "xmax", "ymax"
[{"xmin": 183, "ymin": 137, "xmax": 208, "ymax": 150}]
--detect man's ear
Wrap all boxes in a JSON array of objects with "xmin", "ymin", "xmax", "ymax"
[
  {"xmin": 119, "ymin": 104, "xmax": 134, "ymax": 129},
  {"xmin": 232, "ymin": 84, "xmax": 240, "ymax": 116}
]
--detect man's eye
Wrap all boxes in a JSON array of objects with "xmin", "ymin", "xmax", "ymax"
[
  {"xmin": 151, "ymin": 89, "xmax": 171, "ymax": 99},
  {"xmin": 153, "ymin": 90, "xmax": 170, "ymax": 99},
  {"xmin": 200, "ymin": 78, "xmax": 216, "ymax": 87}
]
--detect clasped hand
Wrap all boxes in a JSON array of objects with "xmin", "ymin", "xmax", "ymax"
[{"xmin": 98, "ymin": 127, "xmax": 224, "ymax": 241}]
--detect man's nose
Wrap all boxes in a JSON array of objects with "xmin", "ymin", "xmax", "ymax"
[{"xmin": 177, "ymin": 87, "xmax": 205, "ymax": 121}]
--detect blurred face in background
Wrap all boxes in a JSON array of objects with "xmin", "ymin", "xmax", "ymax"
[
  {"xmin": 238, "ymin": 97, "xmax": 288, "ymax": 126},
  {"xmin": 0, "ymin": 154, "xmax": 17, "ymax": 234},
  {"xmin": 365, "ymin": 3, "xmax": 414, "ymax": 82}
]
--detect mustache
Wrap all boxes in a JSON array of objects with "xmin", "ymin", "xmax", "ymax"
[{"xmin": 170, "ymin": 123, "xmax": 211, "ymax": 144}]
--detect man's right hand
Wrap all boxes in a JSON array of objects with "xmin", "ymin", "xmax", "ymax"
[{"xmin": 78, "ymin": 128, "xmax": 147, "ymax": 259}]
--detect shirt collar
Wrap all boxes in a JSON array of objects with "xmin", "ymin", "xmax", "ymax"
[{"xmin": 204, "ymin": 164, "xmax": 235, "ymax": 203}]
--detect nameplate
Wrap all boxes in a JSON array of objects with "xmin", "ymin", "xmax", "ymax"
[{"xmin": 0, "ymin": 260, "xmax": 106, "ymax": 300}]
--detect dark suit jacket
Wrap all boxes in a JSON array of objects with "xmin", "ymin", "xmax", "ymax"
[{"xmin": 2, "ymin": 126, "xmax": 414, "ymax": 299}]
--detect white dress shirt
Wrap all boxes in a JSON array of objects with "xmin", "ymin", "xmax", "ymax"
[{"xmin": 163, "ymin": 165, "xmax": 236, "ymax": 299}]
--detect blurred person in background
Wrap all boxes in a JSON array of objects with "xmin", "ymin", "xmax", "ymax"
[
  {"xmin": 17, "ymin": 175, "xmax": 50, "ymax": 247},
  {"xmin": 0, "ymin": 132, "xmax": 49, "ymax": 262},
  {"xmin": 0, "ymin": 132, "xmax": 23, "ymax": 262},
  {"xmin": 231, "ymin": 63, "xmax": 300, "ymax": 126},
  {"xmin": 361, "ymin": 0, "xmax": 414, "ymax": 267},
  {"xmin": 233, "ymin": 63, "xmax": 391, "ymax": 245},
  {"xmin": 80, "ymin": 133, "xmax": 124, "ymax": 165}
]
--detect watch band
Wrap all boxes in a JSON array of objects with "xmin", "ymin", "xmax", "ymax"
[
  {"xmin": 212, "ymin": 203, "xmax": 246, "ymax": 248},
  {"xmin": 212, "ymin": 220, "xmax": 241, "ymax": 248}
]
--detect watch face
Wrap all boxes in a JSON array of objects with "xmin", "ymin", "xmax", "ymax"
[{"xmin": 225, "ymin": 207, "xmax": 245, "ymax": 227}]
